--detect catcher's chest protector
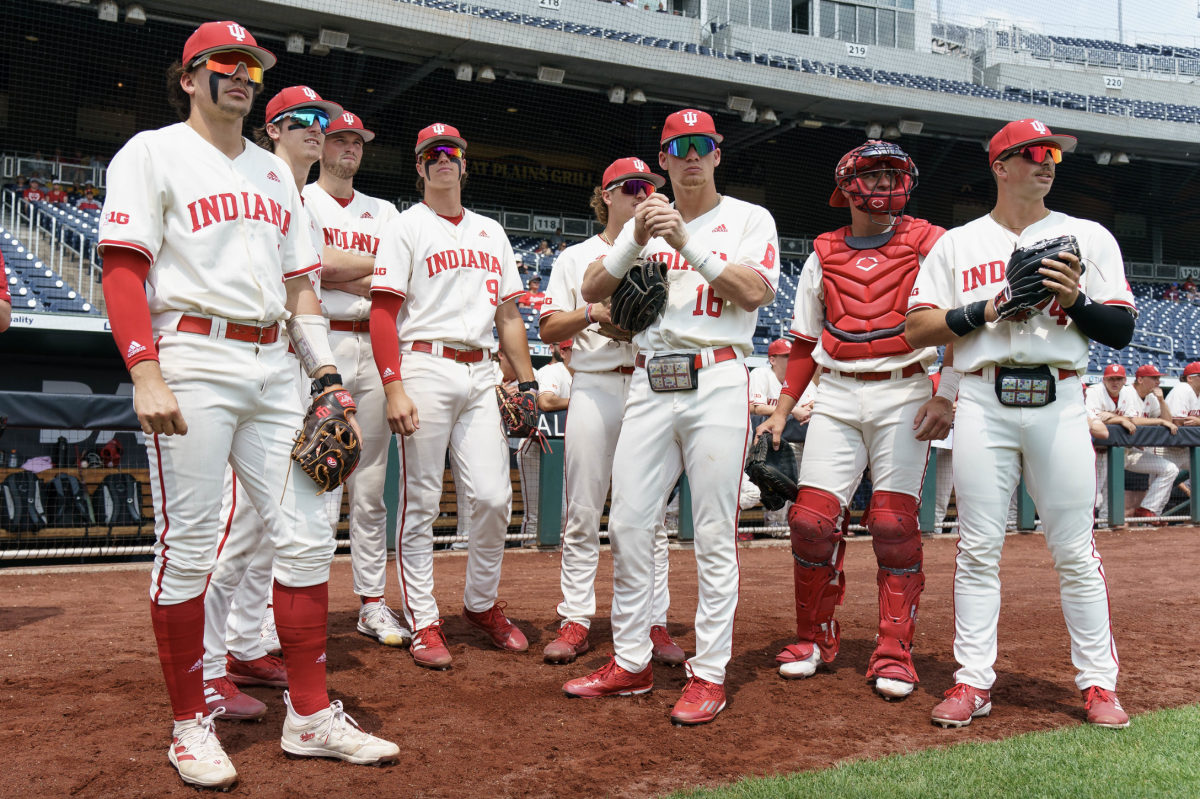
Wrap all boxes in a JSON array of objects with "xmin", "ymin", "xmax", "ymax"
[{"xmin": 813, "ymin": 217, "xmax": 945, "ymax": 361}]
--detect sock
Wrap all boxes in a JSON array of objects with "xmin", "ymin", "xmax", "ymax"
[
  {"xmin": 361, "ymin": 596, "xmax": 382, "ymax": 605},
  {"xmin": 273, "ymin": 579, "xmax": 331, "ymax": 716},
  {"xmin": 149, "ymin": 594, "xmax": 208, "ymax": 721}
]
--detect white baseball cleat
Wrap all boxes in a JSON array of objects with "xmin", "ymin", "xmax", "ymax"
[
  {"xmin": 261, "ymin": 607, "xmax": 281, "ymax": 656},
  {"xmin": 778, "ymin": 646, "xmax": 822, "ymax": 680},
  {"xmin": 281, "ymin": 692, "xmax": 401, "ymax": 765},
  {"xmin": 357, "ymin": 599, "xmax": 413, "ymax": 647},
  {"xmin": 168, "ymin": 709, "xmax": 237, "ymax": 790},
  {"xmin": 875, "ymin": 677, "xmax": 915, "ymax": 700}
]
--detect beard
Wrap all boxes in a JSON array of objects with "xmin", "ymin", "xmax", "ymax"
[
  {"xmin": 323, "ymin": 155, "xmax": 360, "ymax": 180},
  {"xmin": 677, "ymin": 172, "xmax": 708, "ymax": 189}
]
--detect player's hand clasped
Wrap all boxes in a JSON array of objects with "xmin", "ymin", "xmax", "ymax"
[
  {"xmin": 384, "ymin": 382, "xmax": 420, "ymax": 436},
  {"xmin": 1038, "ymin": 250, "xmax": 1083, "ymax": 309},
  {"xmin": 640, "ymin": 194, "xmax": 688, "ymax": 250}
]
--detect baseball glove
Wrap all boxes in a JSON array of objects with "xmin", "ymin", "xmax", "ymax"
[
  {"xmin": 994, "ymin": 235, "xmax": 1082, "ymax": 322},
  {"xmin": 291, "ymin": 389, "xmax": 361, "ymax": 494},
  {"xmin": 496, "ymin": 385, "xmax": 539, "ymax": 438},
  {"xmin": 744, "ymin": 432, "xmax": 799, "ymax": 512},
  {"xmin": 595, "ymin": 297, "xmax": 633, "ymax": 342},
  {"xmin": 610, "ymin": 257, "xmax": 670, "ymax": 334}
]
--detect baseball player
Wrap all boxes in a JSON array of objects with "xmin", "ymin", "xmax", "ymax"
[
  {"xmin": 98, "ymin": 23, "xmax": 398, "ymax": 789},
  {"xmin": 1164, "ymin": 362, "xmax": 1200, "ymax": 494},
  {"xmin": 564, "ymin": 110, "xmax": 780, "ymax": 726},
  {"xmin": 906, "ymin": 118, "xmax": 1135, "ymax": 728},
  {"xmin": 369, "ymin": 122, "xmax": 537, "ymax": 670},
  {"xmin": 302, "ymin": 111, "xmax": 411, "ymax": 647},
  {"xmin": 521, "ymin": 275, "xmax": 547, "ymax": 312},
  {"xmin": 200, "ymin": 85, "xmax": 343, "ymax": 722},
  {"xmin": 538, "ymin": 158, "xmax": 682, "ymax": 666},
  {"xmin": 1086, "ymin": 364, "xmax": 1179, "ymax": 521},
  {"xmin": 515, "ymin": 344, "xmax": 571, "ymax": 544},
  {"xmin": 749, "ymin": 338, "xmax": 816, "ymax": 418},
  {"xmin": 757, "ymin": 141, "xmax": 947, "ymax": 701}
]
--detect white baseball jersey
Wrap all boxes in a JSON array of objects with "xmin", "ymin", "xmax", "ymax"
[
  {"xmin": 1085, "ymin": 384, "xmax": 1160, "ymax": 418},
  {"xmin": 537, "ymin": 361, "xmax": 572, "ymax": 400},
  {"xmin": 909, "ymin": 212, "xmax": 1135, "ymax": 373},
  {"xmin": 541, "ymin": 235, "xmax": 636, "ymax": 373},
  {"xmin": 621, "ymin": 195, "xmax": 779, "ymax": 355},
  {"xmin": 371, "ymin": 203, "xmax": 523, "ymax": 349},
  {"xmin": 792, "ymin": 253, "xmax": 937, "ymax": 373},
  {"xmin": 299, "ymin": 200, "xmax": 324, "ymax": 300},
  {"xmin": 1166, "ymin": 382, "xmax": 1200, "ymax": 419},
  {"xmin": 748, "ymin": 365, "xmax": 816, "ymax": 408},
  {"xmin": 98, "ymin": 123, "xmax": 318, "ymax": 322},
  {"xmin": 301, "ymin": 184, "xmax": 400, "ymax": 320}
]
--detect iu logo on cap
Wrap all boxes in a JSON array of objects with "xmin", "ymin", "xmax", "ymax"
[
  {"xmin": 1030, "ymin": 120, "xmax": 1048, "ymax": 134},
  {"xmin": 633, "ymin": 159, "xmax": 646, "ymax": 171},
  {"xmin": 302, "ymin": 87, "xmax": 317, "ymax": 99},
  {"xmin": 227, "ymin": 23, "xmax": 247, "ymax": 41},
  {"xmin": 682, "ymin": 111, "xmax": 699, "ymax": 126},
  {"xmin": 343, "ymin": 113, "xmax": 356, "ymax": 124},
  {"xmin": 432, "ymin": 123, "xmax": 446, "ymax": 134}
]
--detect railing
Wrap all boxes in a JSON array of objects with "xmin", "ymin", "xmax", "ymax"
[
  {"xmin": 1, "ymin": 190, "xmax": 100, "ymax": 307},
  {"xmin": 2, "ymin": 155, "xmax": 105, "ymax": 188}
]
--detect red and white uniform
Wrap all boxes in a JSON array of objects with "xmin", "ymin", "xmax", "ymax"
[
  {"xmin": 607, "ymin": 194, "xmax": 779, "ymax": 684},
  {"xmin": 304, "ymin": 183, "xmax": 401, "ymax": 600},
  {"xmin": 540, "ymin": 236, "xmax": 674, "ymax": 630},
  {"xmin": 371, "ymin": 202, "xmax": 523, "ymax": 631},
  {"xmin": 909, "ymin": 209, "xmax": 1135, "ymax": 693},
  {"xmin": 1086, "ymin": 384, "xmax": 1178, "ymax": 515},
  {"xmin": 1164, "ymin": 381, "xmax": 1200, "ymax": 491}
]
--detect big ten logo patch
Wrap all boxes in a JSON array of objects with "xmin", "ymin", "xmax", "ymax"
[
  {"xmin": 962, "ymin": 261, "xmax": 1006, "ymax": 293},
  {"xmin": 105, "ymin": 211, "xmax": 130, "ymax": 225}
]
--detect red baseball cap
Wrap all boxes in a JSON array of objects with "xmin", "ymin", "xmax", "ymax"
[
  {"xmin": 415, "ymin": 123, "xmax": 467, "ymax": 154},
  {"xmin": 988, "ymin": 119, "xmax": 1077, "ymax": 165},
  {"xmin": 660, "ymin": 109, "xmax": 723, "ymax": 145},
  {"xmin": 327, "ymin": 111, "xmax": 375, "ymax": 143},
  {"xmin": 1184, "ymin": 362, "xmax": 1200, "ymax": 377},
  {"xmin": 182, "ymin": 21, "xmax": 277, "ymax": 70},
  {"xmin": 559, "ymin": 339, "xmax": 574, "ymax": 349},
  {"xmin": 602, "ymin": 157, "xmax": 665, "ymax": 190},
  {"xmin": 264, "ymin": 86, "xmax": 342, "ymax": 127},
  {"xmin": 767, "ymin": 339, "xmax": 791, "ymax": 356},
  {"xmin": 1136, "ymin": 364, "xmax": 1165, "ymax": 377},
  {"xmin": 1103, "ymin": 364, "xmax": 1126, "ymax": 377}
]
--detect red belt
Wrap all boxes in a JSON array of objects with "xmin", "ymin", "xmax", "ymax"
[
  {"xmin": 330, "ymin": 319, "xmax": 370, "ymax": 333},
  {"xmin": 612, "ymin": 366, "xmax": 635, "ymax": 375},
  {"xmin": 968, "ymin": 367, "xmax": 1077, "ymax": 380},
  {"xmin": 178, "ymin": 315, "xmax": 280, "ymax": 344},
  {"xmin": 413, "ymin": 340, "xmax": 485, "ymax": 363},
  {"xmin": 828, "ymin": 363, "xmax": 924, "ymax": 382},
  {"xmin": 634, "ymin": 345, "xmax": 737, "ymax": 370}
]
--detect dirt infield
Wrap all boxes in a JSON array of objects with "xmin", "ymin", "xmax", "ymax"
[{"xmin": 3, "ymin": 528, "xmax": 1198, "ymax": 798}]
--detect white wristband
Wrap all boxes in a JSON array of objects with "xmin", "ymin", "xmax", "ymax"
[
  {"xmin": 680, "ymin": 239, "xmax": 726, "ymax": 283},
  {"xmin": 935, "ymin": 367, "xmax": 961, "ymax": 402},
  {"xmin": 603, "ymin": 224, "xmax": 642, "ymax": 280},
  {"xmin": 285, "ymin": 314, "xmax": 337, "ymax": 378}
]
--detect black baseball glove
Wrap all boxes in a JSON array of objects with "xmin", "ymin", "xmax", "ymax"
[
  {"xmin": 496, "ymin": 385, "xmax": 539, "ymax": 438},
  {"xmin": 994, "ymin": 235, "xmax": 1082, "ymax": 322},
  {"xmin": 291, "ymin": 389, "xmax": 361, "ymax": 494},
  {"xmin": 610, "ymin": 257, "xmax": 670, "ymax": 334},
  {"xmin": 745, "ymin": 432, "xmax": 799, "ymax": 512}
]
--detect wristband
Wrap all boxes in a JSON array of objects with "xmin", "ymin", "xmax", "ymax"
[
  {"xmin": 585, "ymin": 303, "xmax": 593, "ymax": 324},
  {"xmin": 680, "ymin": 239, "xmax": 726, "ymax": 283},
  {"xmin": 603, "ymin": 224, "xmax": 642, "ymax": 279},
  {"xmin": 945, "ymin": 300, "xmax": 988, "ymax": 337},
  {"xmin": 518, "ymin": 380, "xmax": 539, "ymax": 394},
  {"xmin": 935, "ymin": 368, "xmax": 961, "ymax": 402}
]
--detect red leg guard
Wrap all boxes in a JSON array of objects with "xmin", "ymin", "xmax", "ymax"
[
  {"xmin": 149, "ymin": 594, "xmax": 208, "ymax": 721},
  {"xmin": 863, "ymin": 491, "xmax": 924, "ymax": 682},
  {"xmin": 273, "ymin": 580, "xmax": 331, "ymax": 716},
  {"xmin": 787, "ymin": 488, "xmax": 846, "ymax": 662}
]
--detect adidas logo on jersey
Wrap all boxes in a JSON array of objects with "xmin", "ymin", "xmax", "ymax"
[
  {"xmin": 361, "ymin": 212, "xmax": 373, "ymax": 219},
  {"xmin": 267, "ymin": 171, "xmax": 281, "ymax": 183},
  {"xmin": 383, "ymin": 368, "xmax": 395, "ymax": 378},
  {"xmin": 126, "ymin": 340, "xmax": 146, "ymax": 357},
  {"xmin": 712, "ymin": 224, "xmax": 728, "ymax": 233},
  {"xmin": 479, "ymin": 230, "xmax": 489, "ymax": 238}
]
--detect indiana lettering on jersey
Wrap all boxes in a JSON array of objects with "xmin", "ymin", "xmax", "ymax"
[
  {"xmin": 186, "ymin": 192, "xmax": 292, "ymax": 236},
  {"xmin": 962, "ymin": 260, "xmax": 1007, "ymax": 292},
  {"xmin": 323, "ymin": 227, "xmax": 381, "ymax": 256},
  {"xmin": 648, "ymin": 249, "xmax": 729, "ymax": 270},
  {"xmin": 425, "ymin": 247, "xmax": 503, "ymax": 277}
]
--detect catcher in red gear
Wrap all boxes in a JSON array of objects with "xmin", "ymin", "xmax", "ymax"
[{"xmin": 756, "ymin": 141, "xmax": 954, "ymax": 701}]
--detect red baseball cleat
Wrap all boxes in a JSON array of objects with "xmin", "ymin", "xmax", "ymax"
[
  {"xmin": 203, "ymin": 676, "xmax": 267, "ymax": 721},
  {"xmin": 544, "ymin": 621, "xmax": 590, "ymax": 664},
  {"xmin": 226, "ymin": 654, "xmax": 288, "ymax": 688},
  {"xmin": 463, "ymin": 601, "xmax": 529, "ymax": 652},
  {"xmin": 563, "ymin": 656, "xmax": 653, "ymax": 698},
  {"xmin": 650, "ymin": 625, "xmax": 687, "ymax": 666},
  {"xmin": 411, "ymin": 619, "xmax": 453, "ymax": 670},
  {"xmin": 1083, "ymin": 686, "xmax": 1130, "ymax": 728},
  {"xmin": 931, "ymin": 683, "xmax": 992, "ymax": 728},
  {"xmin": 671, "ymin": 674, "xmax": 726, "ymax": 725}
]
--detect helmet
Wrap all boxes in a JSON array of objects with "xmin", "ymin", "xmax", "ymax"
[
  {"xmin": 829, "ymin": 141, "xmax": 918, "ymax": 215},
  {"xmin": 100, "ymin": 439, "xmax": 123, "ymax": 468}
]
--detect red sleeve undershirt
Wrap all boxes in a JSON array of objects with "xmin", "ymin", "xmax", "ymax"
[
  {"xmin": 780, "ymin": 338, "xmax": 817, "ymax": 401},
  {"xmin": 101, "ymin": 248, "xmax": 156, "ymax": 371},
  {"xmin": 369, "ymin": 291, "xmax": 404, "ymax": 385}
]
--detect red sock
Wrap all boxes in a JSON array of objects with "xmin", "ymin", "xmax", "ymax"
[
  {"xmin": 149, "ymin": 594, "xmax": 208, "ymax": 721},
  {"xmin": 361, "ymin": 596, "xmax": 382, "ymax": 605},
  {"xmin": 273, "ymin": 580, "xmax": 331, "ymax": 716}
]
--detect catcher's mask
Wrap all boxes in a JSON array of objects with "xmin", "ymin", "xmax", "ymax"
[{"xmin": 829, "ymin": 140, "xmax": 917, "ymax": 215}]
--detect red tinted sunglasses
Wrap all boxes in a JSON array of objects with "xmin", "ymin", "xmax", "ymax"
[
  {"xmin": 607, "ymin": 179, "xmax": 655, "ymax": 196},
  {"xmin": 1002, "ymin": 143, "xmax": 1062, "ymax": 164}
]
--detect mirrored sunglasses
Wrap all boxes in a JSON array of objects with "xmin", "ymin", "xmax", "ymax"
[
  {"xmin": 607, "ymin": 179, "xmax": 655, "ymax": 196},
  {"xmin": 1003, "ymin": 143, "xmax": 1062, "ymax": 164},
  {"xmin": 202, "ymin": 50, "xmax": 264, "ymax": 84},
  {"xmin": 662, "ymin": 135, "xmax": 717, "ymax": 158},
  {"xmin": 419, "ymin": 145, "xmax": 465, "ymax": 163},
  {"xmin": 273, "ymin": 108, "xmax": 330, "ymax": 132}
]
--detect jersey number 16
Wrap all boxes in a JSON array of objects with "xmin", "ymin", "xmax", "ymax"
[{"xmin": 693, "ymin": 285, "xmax": 724, "ymax": 318}]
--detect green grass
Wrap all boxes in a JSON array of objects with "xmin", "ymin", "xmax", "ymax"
[{"xmin": 669, "ymin": 705, "xmax": 1200, "ymax": 799}]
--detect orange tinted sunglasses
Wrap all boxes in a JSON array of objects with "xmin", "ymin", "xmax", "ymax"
[
  {"xmin": 202, "ymin": 51, "xmax": 264, "ymax": 84},
  {"xmin": 1003, "ymin": 143, "xmax": 1062, "ymax": 164}
]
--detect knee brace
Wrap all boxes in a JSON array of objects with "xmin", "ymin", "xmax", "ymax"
[
  {"xmin": 788, "ymin": 488, "xmax": 846, "ymax": 661},
  {"xmin": 789, "ymin": 487, "xmax": 842, "ymax": 564},
  {"xmin": 865, "ymin": 491, "xmax": 922, "ymax": 572}
]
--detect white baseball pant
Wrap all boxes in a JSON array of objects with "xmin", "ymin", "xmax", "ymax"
[
  {"xmin": 1159, "ymin": 448, "xmax": 1191, "ymax": 492},
  {"xmin": 449, "ymin": 450, "xmax": 472, "ymax": 551},
  {"xmin": 609, "ymin": 358, "xmax": 750, "ymax": 684},
  {"xmin": 933, "ymin": 447, "xmax": 954, "ymax": 530},
  {"xmin": 1095, "ymin": 448, "xmax": 1179, "ymax": 516},
  {"xmin": 952, "ymin": 374, "xmax": 1119, "ymax": 692},
  {"xmin": 395, "ymin": 350, "xmax": 513, "ymax": 631},
  {"xmin": 557, "ymin": 370, "xmax": 673, "ymax": 628},
  {"xmin": 146, "ymin": 332, "xmax": 335, "ymax": 606}
]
